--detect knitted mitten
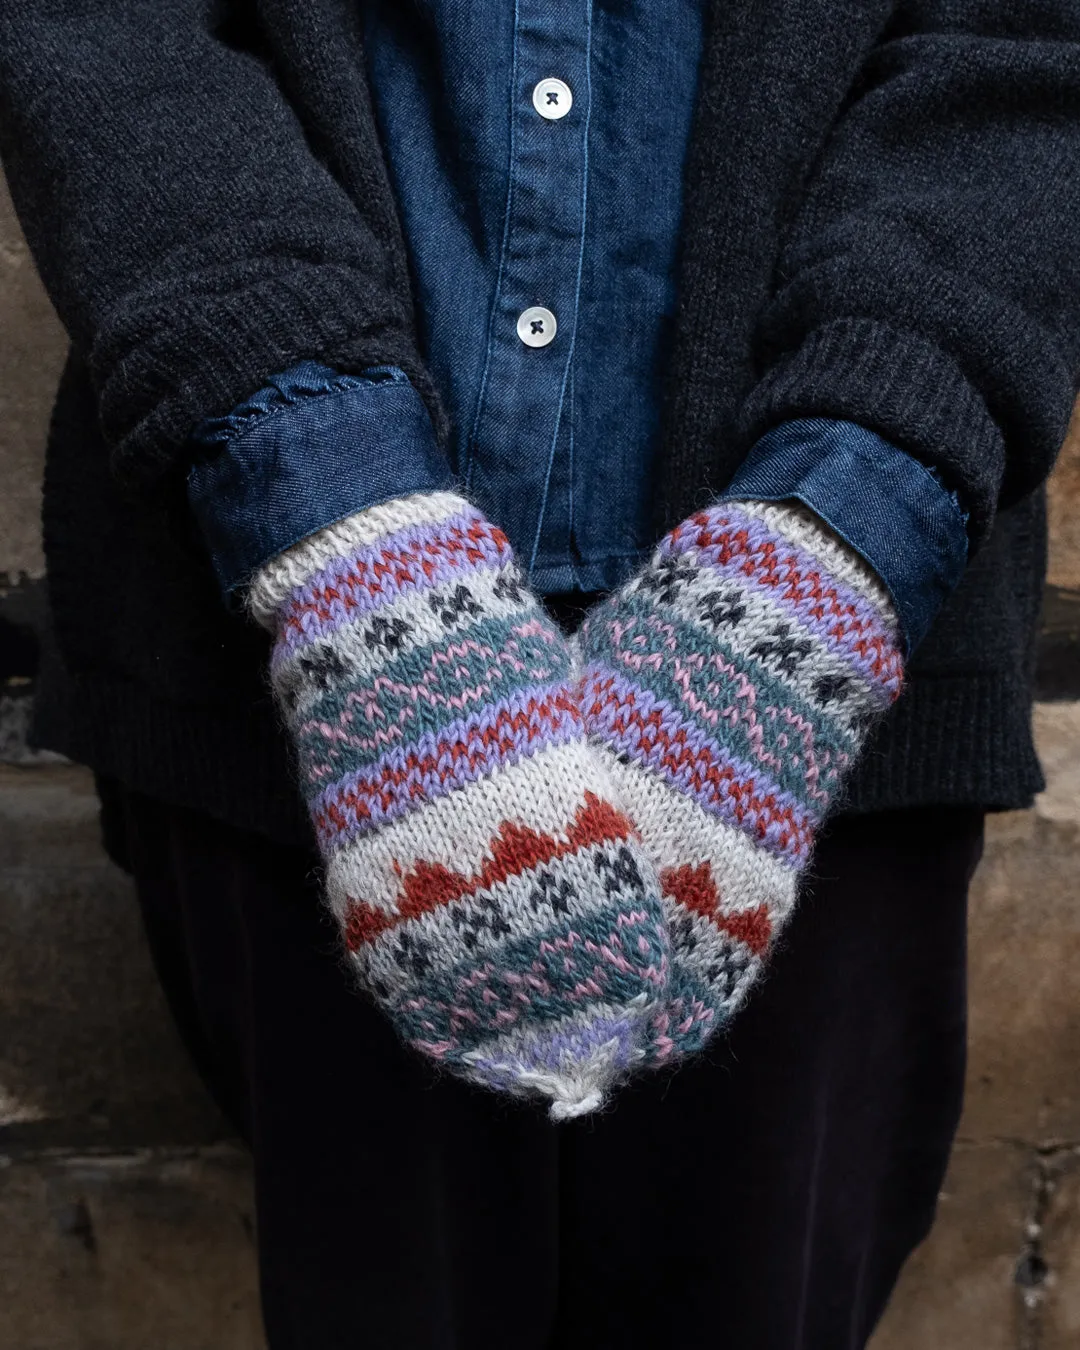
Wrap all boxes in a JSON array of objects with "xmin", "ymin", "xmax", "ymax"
[
  {"xmin": 579, "ymin": 499, "xmax": 904, "ymax": 1063},
  {"xmin": 249, "ymin": 491, "xmax": 668, "ymax": 1118}
]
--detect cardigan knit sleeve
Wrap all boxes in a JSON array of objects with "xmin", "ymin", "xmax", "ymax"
[
  {"xmin": 0, "ymin": 0, "xmax": 446, "ymax": 489},
  {"xmin": 738, "ymin": 1, "xmax": 1080, "ymax": 549}
]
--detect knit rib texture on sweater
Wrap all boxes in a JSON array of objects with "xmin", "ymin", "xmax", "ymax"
[
  {"xmin": 249, "ymin": 491, "xmax": 669, "ymax": 1118},
  {"xmin": 580, "ymin": 500, "xmax": 904, "ymax": 1060}
]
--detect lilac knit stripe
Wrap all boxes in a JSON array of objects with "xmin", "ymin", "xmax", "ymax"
[
  {"xmin": 302, "ymin": 505, "xmax": 487, "ymax": 597},
  {"xmin": 586, "ymin": 666, "xmax": 813, "ymax": 864},
  {"xmin": 429, "ymin": 1010, "xmax": 642, "ymax": 1079},
  {"xmin": 312, "ymin": 683, "xmax": 582, "ymax": 852},
  {"xmin": 663, "ymin": 506, "xmax": 901, "ymax": 691},
  {"xmin": 278, "ymin": 509, "xmax": 513, "ymax": 652},
  {"xmin": 664, "ymin": 503, "xmax": 884, "ymax": 627}
]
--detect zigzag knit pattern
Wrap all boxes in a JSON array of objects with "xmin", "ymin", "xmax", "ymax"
[
  {"xmin": 249, "ymin": 491, "xmax": 669, "ymax": 1118},
  {"xmin": 579, "ymin": 499, "xmax": 904, "ymax": 1062}
]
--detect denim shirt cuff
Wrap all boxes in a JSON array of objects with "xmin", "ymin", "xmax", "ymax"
[
  {"xmin": 187, "ymin": 362, "xmax": 456, "ymax": 599},
  {"xmin": 719, "ymin": 418, "xmax": 970, "ymax": 654}
]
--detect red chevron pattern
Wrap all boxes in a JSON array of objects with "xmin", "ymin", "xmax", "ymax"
[
  {"xmin": 343, "ymin": 791, "xmax": 635, "ymax": 949},
  {"xmin": 660, "ymin": 862, "xmax": 772, "ymax": 956}
]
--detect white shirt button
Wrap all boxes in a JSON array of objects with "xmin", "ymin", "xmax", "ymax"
[
  {"xmin": 532, "ymin": 78, "xmax": 572, "ymax": 120},
  {"xmin": 517, "ymin": 306, "xmax": 557, "ymax": 348}
]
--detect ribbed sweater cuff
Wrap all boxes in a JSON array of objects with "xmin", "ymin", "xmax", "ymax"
[
  {"xmin": 92, "ymin": 266, "xmax": 448, "ymax": 488},
  {"xmin": 843, "ymin": 672, "xmax": 1044, "ymax": 815},
  {"xmin": 738, "ymin": 319, "xmax": 1005, "ymax": 546}
]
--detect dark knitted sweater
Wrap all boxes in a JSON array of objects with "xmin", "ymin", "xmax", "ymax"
[{"xmin": 3, "ymin": 0, "xmax": 1079, "ymax": 844}]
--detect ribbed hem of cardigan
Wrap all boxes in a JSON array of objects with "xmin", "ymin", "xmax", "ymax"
[
  {"xmin": 843, "ymin": 672, "xmax": 1043, "ymax": 815},
  {"xmin": 92, "ymin": 266, "xmax": 449, "ymax": 489},
  {"xmin": 32, "ymin": 664, "xmax": 1042, "ymax": 847},
  {"xmin": 31, "ymin": 669, "xmax": 314, "ymax": 850},
  {"xmin": 737, "ymin": 318, "xmax": 1005, "ymax": 546}
]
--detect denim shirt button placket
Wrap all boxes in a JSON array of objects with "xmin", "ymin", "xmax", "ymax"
[{"xmin": 453, "ymin": 4, "xmax": 591, "ymax": 588}]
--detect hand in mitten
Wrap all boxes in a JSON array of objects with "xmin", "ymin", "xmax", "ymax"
[
  {"xmin": 578, "ymin": 499, "xmax": 904, "ymax": 1063},
  {"xmin": 248, "ymin": 490, "xmax": 668, "ymax": 1118}
]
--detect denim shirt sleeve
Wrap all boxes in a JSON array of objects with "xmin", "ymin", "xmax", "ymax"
[
  {"xmin": 719, "ymin": 418, "xmax": 970, "ymax": 654},
  {"xmin": 187, "ymin": 362, "xmax": 456, "ymax": 599}
]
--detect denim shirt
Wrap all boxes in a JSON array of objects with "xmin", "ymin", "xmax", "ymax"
[{"xmin": 189, "ymin": 1, "xmax": 968, "ymax": 653}]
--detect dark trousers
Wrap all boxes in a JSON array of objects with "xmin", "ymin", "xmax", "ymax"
[{"xmin": 102, "ymin": 778, "xmax": 982, "ymax": 1350}]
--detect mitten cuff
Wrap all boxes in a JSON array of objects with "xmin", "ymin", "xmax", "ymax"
[
  {"xmin": 246, "ymin": 490, "xmax": 472, "ymax": 629},
  {"xmin": 723, "ymin": 419, "xmax": 968, "ymax": 654}
]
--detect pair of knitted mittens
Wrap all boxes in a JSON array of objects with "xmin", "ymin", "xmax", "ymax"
[{"xmin": 249, "ymin": 491, "xmax": 903, "ymax": 1116}]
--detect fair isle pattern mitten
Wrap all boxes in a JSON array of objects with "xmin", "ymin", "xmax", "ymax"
[
  {"xmin": 249, "ymin": 491, "xmax": 668, "ymax": 1118},
  {"xmin": 579, "ymin": 499, "xmax": 904, "ymax": 1063}
]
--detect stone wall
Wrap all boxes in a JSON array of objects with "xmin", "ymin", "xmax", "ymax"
[{"xmin": 2, "ymin": 168, "xmax": 1079, "ymax": 1348}]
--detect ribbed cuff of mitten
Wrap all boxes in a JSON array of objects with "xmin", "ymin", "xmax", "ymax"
[{"xmin": 722, "ymin": 419, "xmax": 969, "ymax": 653}]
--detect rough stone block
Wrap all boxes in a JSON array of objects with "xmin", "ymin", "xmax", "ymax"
[
  {"xmin": 0, "ymin": 171, "xmax": 66, "ymax": 580},
  {"xmin": 961, "ymin": 703, "xmax": 1080, "ymax": 1144},
  {"xmin": 870, "ymin": 1143, "xmax": 1028, "ymax": 1350},
  {"xmin": 1049, "ymin": 403, "xmax": 1080, "ymax": 592},
  {"xmin": 1042, "ymin": 1152, "xmax": 1080, "ymax": 1348},
  {"xmin": 0, "ymin": 1145, "xmax": 263, "ymax": 1350},
  {"xmin": 0, "ymin": 765, "xmax": 226, "ymax": 1148}
]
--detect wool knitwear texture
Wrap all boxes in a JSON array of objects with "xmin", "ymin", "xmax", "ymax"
[
  {"xmin": 6, "ymin": 3, "xmax": 1080, "ymax": 832},
  {"xmin": 580, "ymin": 499, "xmax": 904, "ymax": 1059},
  {"xmin": 249, "ymin": 490, "xmax": 669, "ymax": 1116}
]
